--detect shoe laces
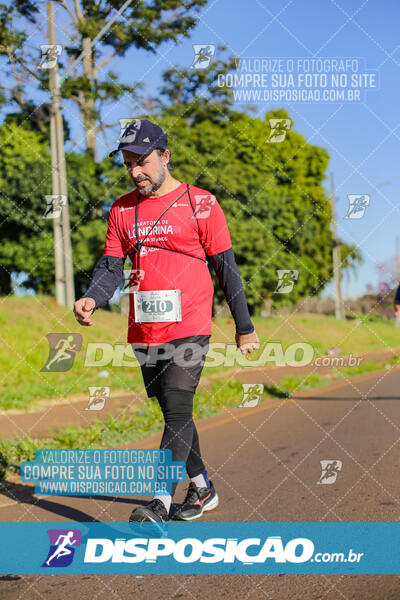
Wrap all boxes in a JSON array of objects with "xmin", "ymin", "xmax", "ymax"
[{"xmin": 182, "ymin": 481, "xmax": 200, "ymax": 506}]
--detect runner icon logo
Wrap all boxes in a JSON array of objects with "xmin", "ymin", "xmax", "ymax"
[
  {"xmin": 41, "ymin": 333, "xmax": 82, "ymax": 372},
  {"xmin": 42, "ymin": 529, "xmax": 82, "ymax": 567},
  {"xmin": 345, "ymin": 195, "xmax": 370, "ymax": 219},
  {"xmin": 275, "ymin": 270, "xmax": 299, "ymax": 294},
  {"xmin": 38, "ymin": 44, "xmax": 62, "ymax": 69},
  {"xmin": 190, "ymin": 45, "xmax": 215, "ymax": 69},
  {"xmin": 192, "ymin": 194, "xmax": 216, "ymax": 219},
  {"xmin": 266, "ymin": 118, "xmax": 291, "ymax": 143},
  {"xmin": 43, "ymin": 195, "xmax": 67, "ymax": 219},
  {"xmin": 118, "ymin": 119, "xmax": 142, "ymax": 144},
  {"xmin": 122, "ymin": 269, "xmax": 145, "ymax": 294},
  {"xmin": 317, "ymin": 460, "xmax": 342, "ymax": 485},
  {"xmin": 118, "ymin": 118, "xmax": 138, "ymax": 142},
  {"xmin": 240, "ymin": 383, "xmax": 264, "ymax": 407},
  {"xmin": 85, "ymin": 386, "xmax": 110, "ymax": 411}
]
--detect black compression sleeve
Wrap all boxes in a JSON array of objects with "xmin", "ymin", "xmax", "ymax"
[
  {"xmin": 395, "ymin": 284, "xmax": 400, "ymax": 307},
  {"xmin": 209, "ymin": 248, "xmax": 254, "ymax": 334},
  {"xmin": 85, "ymin": 255, "xmax": 125, "ymax": 311}
]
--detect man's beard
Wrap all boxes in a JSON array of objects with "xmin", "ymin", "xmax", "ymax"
[{"xmin": 133, "ymin": 168, "xmax": 166, "ymax": 197}]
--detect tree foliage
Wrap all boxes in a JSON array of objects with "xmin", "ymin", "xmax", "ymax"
[
  {"xmin": 0, "ymin": 36, "xmax": 362, "ymax": 309},
  {"xmin": 157, "ymin": 108, "xmax": 345, "ymax": 311},
  {"xmin": 0, "ymin": 0, "xmax": 207, "ymax": 156},
  {"xmin": 0, "ymin": 122, "xmax": 127, "ymax": 295}
]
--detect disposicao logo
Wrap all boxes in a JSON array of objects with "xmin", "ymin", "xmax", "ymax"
[
  {"xmin": 42, "ymin": 529, "xmax": 82, "ymax": 567},
  {"xmin": 83, "ymin": 536, "xmax": 315, "ymax": 564}
]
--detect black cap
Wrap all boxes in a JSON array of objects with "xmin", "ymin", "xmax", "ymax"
[{"xmin": 109, "ymin": 119, "xmax": 168, "ymax": 157}]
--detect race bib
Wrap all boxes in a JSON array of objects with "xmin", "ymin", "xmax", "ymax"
[{"xmin": 133, "ymin": 290, "xmax": 182, "ymax": 323}]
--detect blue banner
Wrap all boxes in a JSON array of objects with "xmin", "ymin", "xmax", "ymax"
[{"xmin": 0, "ymin": 522, "xmax": 399, "ymax": 574}]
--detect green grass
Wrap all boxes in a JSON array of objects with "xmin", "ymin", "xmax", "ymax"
[
  {"xmin": 1, "ymin": 351, "xmax": 399, "ymax": 480},
  {"xmin": 0, "ymin": 295, "xmax": 399, "ymax": 410},
  {"xmin": 265, "ymin": 354, "xmax": 400, "ymax": 398},
  {"xmin": 266, "ymin": 373, "xmax": 327, "ymax": 397},
  {"xmin": 0, "ymin": 379, "xmax": 245, "ymax": 479}
]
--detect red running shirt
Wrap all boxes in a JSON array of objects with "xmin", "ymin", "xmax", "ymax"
[{"xmin": 103, "ymin": 182, "xmax": 232, "ymax": 345}]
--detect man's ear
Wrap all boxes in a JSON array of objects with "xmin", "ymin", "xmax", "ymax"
[{"xmin": 162, "ymin": 148, "xmax": 170, "ymax": 167}]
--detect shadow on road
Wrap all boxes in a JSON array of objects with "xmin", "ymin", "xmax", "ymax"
[{"xmin": 0, "ymin": 480, "xmax": 153, "ymax": 521}]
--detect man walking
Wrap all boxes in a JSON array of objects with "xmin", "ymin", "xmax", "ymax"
[{"xmin": 73, "ymin": 119, "xmax": 259, "ymax": 523}]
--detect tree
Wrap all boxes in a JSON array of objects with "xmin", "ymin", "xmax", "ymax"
[
  {"xmin": 151, "ymin": 57, "xmax": 362, "ymax": 311},
  {"xmin": 0, "ymin": 0, "xmax": 208, "ymax": 157},
  {"xmin": 0, "ymin": 122, "xmax": 128, "ymax": 295},
  {"xmin": 0, "ymin": 37, "xmax": 362, "ymax": 308},
  {"xmin": 158, "ymin": 47, "xmax": 237, "ymax": 124},
  {"xmin": 0, "ymin": 1, "xmax": 39, "ymax": 113},
  {"xmin": 154, "ymin": 106, "xmax": 360, "ymax": 313},
  {"xmin": 0, "ymin": 122, "xmax": 51, "ymax": 294}
]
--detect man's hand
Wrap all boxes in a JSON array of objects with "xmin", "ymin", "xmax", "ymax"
[
  {"xmin": 74, "ymin": 297, "xmax": 96, "ymax": 326},
  {"xmin": 235, "ymin": 330, "xmax": 260, "ymax": 355}
]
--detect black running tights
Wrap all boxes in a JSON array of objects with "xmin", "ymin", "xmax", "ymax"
[{"xmin": 157, "ymin": 388, "xmax": 205, "ymax": 496}]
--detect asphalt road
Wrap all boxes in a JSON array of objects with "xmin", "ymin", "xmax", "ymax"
[{"xmin": 1, "ymin": 367, "xmax": 400, "ymax": 599}]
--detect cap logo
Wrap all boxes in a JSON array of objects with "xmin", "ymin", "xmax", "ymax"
[{"xmin": 143, "ymin": 137, "xmax": 150, "ymax": 143}]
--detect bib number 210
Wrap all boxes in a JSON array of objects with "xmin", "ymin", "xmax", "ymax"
[{"xmin": 142, "ymin": 299, "xmax": 173, "ymax": 314}]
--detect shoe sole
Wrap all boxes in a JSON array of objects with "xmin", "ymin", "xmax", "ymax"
[
  {"xmin": 129, "ymin": 518, "xmax": 169, "ymax": 539},
  {"xmin": 129, "ymin": 508, "xmax": 160, "ymax": 523},
  {"xmin": 174, "ymin": 493, "xmax": 219, "ymax": 521}
]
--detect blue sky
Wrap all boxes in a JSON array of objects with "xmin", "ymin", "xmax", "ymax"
[{"xmin": 9, "ymin": 0, "xmax": 400, "ymax": 297}]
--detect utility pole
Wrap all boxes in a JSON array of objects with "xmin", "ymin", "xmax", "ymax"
[
  {"xmin": 47, "ymin": 0, "xmax": 134, "ymax": 305},
  {"xmin": 330, "ymin": 173, "xmax": 344, "ymax": 320},
  {"xmin": 47, "ymin": 1, "xmax": 65, "ymax": 305},
  {"xmin": 47, "ymin": 1, "xmax": 75, "ymax": 306}
]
